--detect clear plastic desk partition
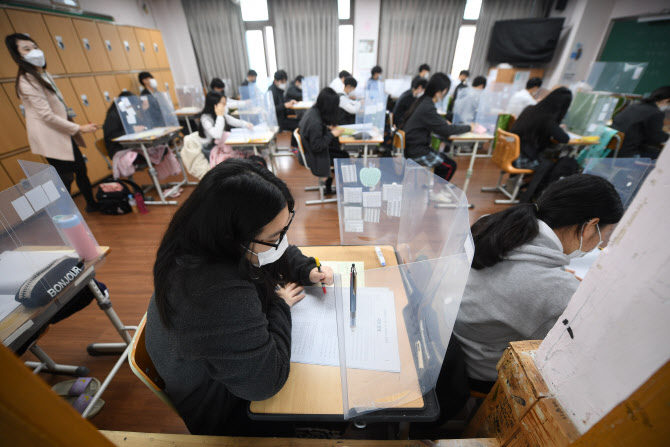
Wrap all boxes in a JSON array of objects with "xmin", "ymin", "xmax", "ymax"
[
  {"xmin": 582, "ymin": 157, "xmax": 654, "ymax": 210},
  {"xmin": 302, "ymin": 76, "xmax": 319, "ymax": 102},
  {"xmin": 333, "ymin": 158, "xmax": 473, "ymax": 419},
  {"xmin": 237, "ymin": 86, "xmax": 279, "ymax": 129},
  {"xmin": 115, "ymin": 93, "xmax": 178, "ymax": 135},
  {"xmin": 0, "ymin": 161, "xmax": 100, "ymax": 323},
  {"xmin": 355, "ymin": 88, "xmax": 387, "ymax": 136},
  {"xmin": 585, "ymin": 62, "xmax": 647, "ymax": 94},
  {"xmin": 563, "ymin": 91, "xmax": 619, "ymax": 136},
  {"xmin": 475, "ymin": 84, "xmax": 516, "ymax": 135},
  {"xmin": 175, "ymin": 85, "xmax": 205, "ymax": 111}
]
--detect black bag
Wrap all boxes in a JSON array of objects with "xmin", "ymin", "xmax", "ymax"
[{"xmin": 95, "ymin": 179, "xmax": 144, "ymax": 215}]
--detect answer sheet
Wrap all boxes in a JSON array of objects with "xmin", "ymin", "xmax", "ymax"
[{"xmin": 290, "ymin": 286, "xmax": 400, "ymax": 373}]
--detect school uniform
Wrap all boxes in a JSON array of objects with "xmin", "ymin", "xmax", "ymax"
[
  {"xmin": 392, "ymin": 89, "xmax": 416, "ymax": 127},
  {"xmin": 452, "ymin": 87, "xmax": 482, "ymax": 125},
  {"xmin": 199, "ymin": 112, "xmax": 251, "ymax": 148},
  {"xmin": 145, "ymin": 246, "xmax": 317, "ymax": 435},
  {"xmin": 448, "ymin": 81, "xmax": 468, "ymax": 113},
  {"xmin": 284, "ymin": 82, "xmax": 303, "ymax": 102},
  {"xmin": 453, "ymin": 221, "xmax": 579, "ymax": 382},
  {"xmin": 299, "ymin": 107, "xmax": 349, "ymax": 177},
  {"xmin": 268, "ymin": 83, "xmax": 298, "ymax": 133},
  {"xmin": 507, "ymin": 89, "xmax": 537, "ymax": 118},
  {"xmin": 510, "ymin": 108, "xmax": 570, "ymax": 164},
  {"xmin": 612, "ymin": 102, "xmax": 668, "ymax": 159},
  {"xmin": 140, "ymin": 88, "xmax": 166, "ymax": 127},
  {"xmin": 338, "ymin": 93, "xmax": 360, "ymax": 125},
  {"xmin": 402, "ymin": 97, "xmax": 469, "ymax": 181},
  {"xmin": 329, "ymin": 77, "xmax": 344, "ymax": 94}
]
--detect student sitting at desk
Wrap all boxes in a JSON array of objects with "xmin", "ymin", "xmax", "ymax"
[
  {"xmin": 198, "ymin": 91, "xmax": 252, "ymax": 162},
  {"xmin": 240, "ymin": 69, "xmax": 257, "ymax": 88},
  {"xmin": 103, "ymin": 91, "xmax": 145, "ymax": 159},
  {"xmin": 453, "ymin": 174, "xmax": 623, "ymax": 392},
  {"xmin": 146, "ymin": 159, "xmax": 335, "ymax": 435},
  {"xmin": 269, "ymin": 70, "xmax": 298, "ymax": 133},
  {"xmin": 338, "ymin": 76, "xmax": 361, "ymax": 125},
  {"xmin": 447, "ymin": 69, "xmax": 469, "ymax": 114},
  {"xmin": 211, "ymin": 77, "xmax": 243, "ymax": 110},
  {"xmin": 366, "ymin": 65, "xmax": 383, "ymax": 91},
  {"xmin": 418, "ymin": 63, "xmax": 431, "ymax": 79},
  {"xmin": 285, "ymin": 75, "xmax": 304, "ymax": 102},
  {"xmin": 329, "ymin": 70, "xmax": 351, "ymax": 94},
  {"xmin": 452, "ymin": 75, "xmax": 486, "ymax": 125},
  {"xmin": 507, "ymin": 77, "xmax": 542, "ymax": 118},
  {"xmin": 299, "ymin": 88, "xmax": 350, "ymax": 194},
  {"xmin": 510, "ymin": 87, "xmax": 572, "ymax": 170},
  {"xmin": 138, "ymin": 71, "xmax": 166, "ymax": 127},
  {"xmin": 401, "ymin": 73, "xmax": 470, "ymax": 183},
  {"xmin": 393, "ymin": 76, "xmax": 427, "ymax": 128},
  {"xmin": 612, "ymin": 85, "xmax": 670, "ymax": 159}
]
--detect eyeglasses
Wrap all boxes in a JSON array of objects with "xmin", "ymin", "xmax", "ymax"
[{"xmin": 252, "ymin": 209, "xmax": 295, "ymax": 249}]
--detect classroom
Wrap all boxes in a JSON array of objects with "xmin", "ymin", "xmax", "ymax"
[{"xmin": 0, "ymin": 0, "xmax": 668, "ymax": 445}]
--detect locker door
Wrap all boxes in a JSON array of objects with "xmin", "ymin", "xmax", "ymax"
[
  {"xmin": 116, "ymin": 26, "xmax": 145, "ymax": 70},
  {"xmin": 94, "ymin": 75, "xmax": 122, "ymax": 108},
  {"xmin": 134, "ymin": 27, "xmax": 158, "ymax": 69},
  {"xmin": 96, "ymin": 22, "xmax": 129, "ymax": 71},
  {"xmin": 115, "ymin": 73, "xmax": 141, "ymax": 96},
  {"xmin": 150, "ymin": 30, "xmax": 170, "ymax": 69},
  {"xmin": 2, "ymin": 82, "xmax": 26, "ymax": 125},
  {"xmin": 157, "ymin": 70, "xmax": 179, "ymax": 109},
  {"xmin": 72, "ymin": 19, "xmax": 112, "ymax": 73},
  {"xmin": 0, "ymin": 165, "xmax": 13, "ymax": 192},
  {"xmin": 42, "ymin": 15, "xmax": 91, "ymax": 74},
  {"xmin": 68, "ymin": 77, "xmax": 109, "ymax": 126},
  {"xmin": 0, "ymin": 86, "xmax": 29, "ymax": 155},
  {"xmin": 1, "ymin": 150, "xmax": 45, "ymax": 184},
  {"xmin": 0, "ymin": 10, "xmax": 17, "ymax": 78},
  {"xmin": 6, "ymin": 10, "xmax": 65, "ymax": 74}
]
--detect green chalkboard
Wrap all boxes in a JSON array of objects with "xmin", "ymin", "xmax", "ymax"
[{"xmin": 598, "ymin": 19, "xmax": 670, "ymax": 96}]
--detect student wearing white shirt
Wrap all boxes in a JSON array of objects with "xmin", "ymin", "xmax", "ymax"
[
  {"xmin": 452, "ymin": 76, "xmax": 486, "ymax": 125},
  {"xmin": 198, "ymin": 92, "xmax": 252, "ymax": 152},
  {"xmin": 338, "ymin": 77, "xmax": 361, "ymax": 124},
  {"xmin": 507, "ymin": 77, "xmax": 542, "ymax": 118},
  {"xmin": 210, "ymin": 78, "xmax": 243, "ymax": 110},
  {"xmin": 329, "ymin": 70, "xmax": 350, "ymax": 94}
]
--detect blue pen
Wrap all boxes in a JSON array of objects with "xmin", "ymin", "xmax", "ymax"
[{"xmin": 350, "ymin": 264, "xmax": 357, "ymax": 329}]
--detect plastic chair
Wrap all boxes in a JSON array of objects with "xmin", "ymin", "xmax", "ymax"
[
  {"xmin": 481, "ymin": 129, "xmax": 534, "ymax": 204},
  {"xmin": 128, "ymin": 313, "xmax": 176, "ymax": 412},
  {"xmin": 392, "ymin": 129, "xmax": 405, "ymax": 157},
  {"xmin": 94, "ymin": 138, "xmax": 113, "ymax": 170},
  {"xmin": 294, "ymin": 128, "xmax": 337, "ymax": 205}
]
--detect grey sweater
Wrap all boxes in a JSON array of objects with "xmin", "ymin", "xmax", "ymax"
[
  {"xmin": 145, "ymin": 245, "xmax": 316, "ymax": 435},
  {"xmin": 453, "ymin": 221, "xmax": 579, "ymax": 381}
]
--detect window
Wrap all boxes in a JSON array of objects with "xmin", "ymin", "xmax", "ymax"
[
  {"xmin": 338, "ymin": 0, "xmax": 354, "ymax": 75},
  {"xmin": 240, "ymin": 0, "xmax": 269, "ymax": 22},
  {"xmin": 338, "ymin": 0, "xmax": 351, "ymax": 20},
  {"xmin": 265, "ymin": 26, "xmax": 277, "ymax": 78},
  {"xmin": 450, "ymin": 0, "xmax": 483, "ymax": 77}
]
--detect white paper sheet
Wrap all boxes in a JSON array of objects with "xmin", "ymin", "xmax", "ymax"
[
  {"xmin": 0, "ymin": 295, "xmax": 20, "ymax": 322},
  {"xmin": 341, "ymin": 165, "xmax": 358, "ymax": 183},
  {"xmin": 343, "ymin": 187, "xmax": 363, "ymax": 204},
  {"xmin": 11, "ymin": 196, "xmax": 34, "ymax": 221},
  {"xmin": 319, "ymin": 261, "xmax": 365, "ymax": 288},
  {"xmin": 382, "ymin": 183, "xmax": 403, "ymax": 201},
  {"xmin": 290, "ymin": 286, "xmax": 400, "ymax": 373},
  {"xmin": 362, "ymin": 191, "xmax": 382, "ymax": 208},
  {"xmin": 387, "ymin": 200, "xmax": 402, "ymax": 217},
  {"xmin": 343, "ymin": 206, "xmax": 362, "ymax": 220},
  {"xmin": 345, "ymin": 220, "xmax": 364, "ymax": 233},
  {"xmin": 364, "ymin": 207, "xmax": 381, "ymax": 223},
  {"xmin": 25, "ymin": 186, "xmax": 50, "ymax": 212},
  {"xmin": 42, "ymin": 180, "xmax": 60, "ymax": 203}
]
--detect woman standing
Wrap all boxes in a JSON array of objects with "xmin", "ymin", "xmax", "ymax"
[{"xmin": 5, "ymin": 33, "xmax": 99, "ymax": 211}]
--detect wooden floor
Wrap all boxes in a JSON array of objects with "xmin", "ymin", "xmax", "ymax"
[{"xmin": 19, "ymin": 138, "xmax": 508, "ymax": 434}]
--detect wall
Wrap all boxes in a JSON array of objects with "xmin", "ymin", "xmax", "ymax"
[
  {"xmin": 352, "ymin": 0, "xmax": 381, "ymax": 80},
  {"xmin": 546, "ymin": 0, "xmax": 669, "ymax": 87},
  {"xmin": 536, "ymin": 141, "xmax": 670, "ymax": 433}
]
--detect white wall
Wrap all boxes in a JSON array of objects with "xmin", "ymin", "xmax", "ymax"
[
  {"xmin": 536, "ymin": 141, "xmax": 670, "ymax": 433},
  {"xmin": 352, "ymin": 0, "xmax": 381, "ymax": 80}
]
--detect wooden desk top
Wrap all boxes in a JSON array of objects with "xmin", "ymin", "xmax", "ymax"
[
  {"xmin": 174, "ymin": 107, "xmax": 201, "ymax": 116},
  {"xmin": 250, "ymin": 245, "xmax": 425, "ymax": 417},
  {"xmin": 449, "ymin": 131, "xmax": 495, "ymax": 141},
  {"xmin": 224, "ymin": 127, "xmax": 279, "ymax": 146},
  {"xmin": 339, "ymin": 135, "xmax": 384, "ymax": 145},
  {"xmin": 0, "ymin": 246, "xmax": 111, "ymax": 346},
  {"xmin": 112, "ymin": 127, "xmax": 182, "ymax": 144},
  {"xmin": 288, "ymin": 100, "xmax": 315, "ymax": 110}
]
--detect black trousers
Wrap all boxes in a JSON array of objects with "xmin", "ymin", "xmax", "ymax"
[{"xmin": 46, "ymin": 139, "xmax": 96, "ymax": 205}]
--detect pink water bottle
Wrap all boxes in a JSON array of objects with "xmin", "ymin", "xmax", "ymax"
[
  {"xmin": 134, "ymin": 192, "xmax": 148, "ymax": 214},
  {"xmin": 53, "ymin": 214, "xmax": 99, "ymax": 261}
]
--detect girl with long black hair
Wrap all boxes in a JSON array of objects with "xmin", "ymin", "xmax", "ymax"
[
  {"xmin": 5, "ymin": 33, "xmax": 99, "ymax": 211},
  {"xmin": 453, "ymin": 174, "xmax": 624, "ymax": 391},
  {"xmin": 198, "ymin": 91, "xmax": 253, "ymax": 163},
  {"xmin": 146, "ymin": 159, "xmax": 334, "ymax": 435},
  {"xmin": 401, "ymin": 73, "xmax": 471, "ymax": 183}
]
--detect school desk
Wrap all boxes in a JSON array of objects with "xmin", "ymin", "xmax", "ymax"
[
  {"xmin": 224, "ymin": 126, "xmax": 280, "ymax": 171},
  {"xmin": 249, "ymin": 245, "xmax": 439, "ymax": 426},
  {"xmin": 339, "ymin": 133, "xmax": 385, "ymax": 163},
  {"xmin": 113, "ymin": 126, "xmax": 197, "ymax": 205},
  {"xmin": 288, "ymin": 100, "xmax": 315, "ymax": 110},
  {"xmin": 449, "ymin": 131, "xmax": 496, "ymax": 208},
  {"xmin": 1, "ymin": 246, "xmax": 137, "ymax": 418}
]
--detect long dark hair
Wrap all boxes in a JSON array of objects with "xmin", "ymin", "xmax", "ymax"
[
  {"xmin": 402, "ymin": 72, "xmax": 451, "ymax": 128},
  {"xmin": 153, "ymin": 159, "xmax": 295, "ymax": 327},
  {"xmin": 642, "ymin": 85, "xmax": 670, "ymax": 105},
  {"xmin": 198, "ymin": 91, "xmax": 223, "ymax": 138},
  {"xmin": 5, "ymin": 33, "xmax": 55, "ymax": 98},
  {"xmin": 511, "ymin": 87, "xmax": 572, "ymax": 146},
  {"xmin": 314, "ymin": 87, "xmax": 340, "ymax": 126},
  {"xmin": 471, "ymin": 174, "xmax": 623, "ymax": 270}
]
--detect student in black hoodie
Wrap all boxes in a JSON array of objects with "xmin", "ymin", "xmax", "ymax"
[
  {"xmin": 268, "ymin": 70, "xmax": 298, "ymax": 133},
  {"xmin": 612, "ymin": 85, "xmax": 669, "ymax": 159},
  {"xmin": 401, "ymin": 73, "xmax": 470, "ymax": 182},
  {"xmin": 285, "ymin": 75, "xmax": 304, "ymax": 102}
]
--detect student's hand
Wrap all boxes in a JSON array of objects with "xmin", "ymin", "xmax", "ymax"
[
  {"xmin": 284, "ymin": 100, "xmax": 296, "ymax": 109},
  {"xmin": 310, "ymin": 266, "xmax": 334, "ymax": 286},
  {"xmin": 245, "ymin": 122, "xmax": 254, "ymax": 129},
  {"xmin": 276, "ymin": 282, "xmax": 305, "ymax": 307},
  {"xmin": 565, "ymin": 268, "xmax": 583, "ymax": 282},
  {"xmin": 79, "ymin": 123, "xmax": 98, "ymax": 133},
  {"xmin": 214, "ymin": 103, "xmax": 226, "ymax": 117},
  {"xmin": 141, "ymin": 98, "xmax": 150, "ymax": 110},
  {"xmin": 330, "ymin": 127, "xmax": 344, "ymax": 137},
  {"xmin": 132, "ymin": 125, "xmax": 147, "ymax": 132}
]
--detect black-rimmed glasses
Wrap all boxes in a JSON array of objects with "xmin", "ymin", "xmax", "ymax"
[{"xmin": 252, "ymin": 210, "xmax": 295, "ymax": 249}]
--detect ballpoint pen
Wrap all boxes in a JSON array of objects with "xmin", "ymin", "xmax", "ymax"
[
  {"xmin": 350, "ymin": 264, "xmax": 357, "ymax": 329},
  {"xmin": 315, "ymin": 257, "xmax": 326, "ymax": 294}
]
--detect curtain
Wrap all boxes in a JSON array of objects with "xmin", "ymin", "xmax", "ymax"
[
  {"xmin": 468, "ymin": 0, "xmax": 551, "ymax": 77},
  {"xmin": 271, "ymin": 0, "xmax": 338, "ymax": 89},
  {"xmin": 378, "ymin": 0, "xmax": 467, "ymax": 77},
  {"xmin": 181, "ymin": 0, "xmax": 248, "ymax": 94}
]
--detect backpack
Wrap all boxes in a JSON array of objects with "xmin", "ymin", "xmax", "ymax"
[{"xmin": 95, "ymin": 179, "xmax": 144, "ymax": 215}]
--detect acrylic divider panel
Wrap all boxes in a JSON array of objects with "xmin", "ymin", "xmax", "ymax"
[
  {"xmin": 175, "ymin": 85, "xmax": 205, "ymax": 110},
  {"xmin": 302, "ymin": 76, "xmax": 319, "ymax": 102},
  {"xmin": 114, "ymin": 94, "xmax": 175, "ymax": 134},
  {"xmin": 582, "ymin": 158, "xmax": 654, "ymax": 210},
  {"xmin": 356, "ymin": 85, "xmax": 387, "ymax": 135},
  {"xmin": 475, "ymin": 84, "xmax": 516, "ymax": 135},
  {"xmin": 155, "ymin": 91, "xmax": 179, "ymax": 127},
  {"xmin": 563, "ymin": 92, "xmax": 620, "ymax": 136},
  {"xmin": 585, "ymin": 62, "xmax": 647, "ymax": 94}
]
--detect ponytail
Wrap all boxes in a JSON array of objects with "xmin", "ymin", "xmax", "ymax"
[{"xmin": 471, "ymin": 174, "xmax": 624, "ymax": 270}]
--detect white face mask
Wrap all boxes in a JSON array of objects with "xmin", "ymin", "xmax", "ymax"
[
  {"xmin": 245, "ymin": 235, "xmax": 289, "ymax": 267},
  {"xmin": 24, "ymin": 49, "xmax": 45, "ymax": 67},
  {"xmin": 415, "ymin": 90, "xmax": 424, "ymax": 98},
  {"xmin": 660, "ymin": 104, "xmax": 670, "ymax": 112},
  {"xmin": 567, "ymin": 223, "xmax": 602, "ymax": 259},
  {"xmin": 277, "ymin": 83, "xmax": 287, "ymax": 91},
  {"xmin": 149, "ymin": 78, "xmax": 158, "ymax": 89},
  {"xmin": 423, "ymin": 73, "xmax": 430, "ymax": 79}
]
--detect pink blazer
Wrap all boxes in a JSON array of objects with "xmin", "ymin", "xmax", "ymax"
[{"xmin": 18, "ymin": 73, "xmax": 85, "ymax": 162}]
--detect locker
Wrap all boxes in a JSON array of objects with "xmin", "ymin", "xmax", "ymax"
[
  {"xmin": 0, "ymin": 85, "xmax": 29, "ymax": 155},
  {"xmin": 72, "ymin": 19, "xmax": 112, "ymax": 73},
  {"xmin": 0, "ymin": 164, "xmax": 13, "ymax": 192},
  {"xmin": 96, "ymin": 22, "xmax": 130, "ymax": 71},
  {"xmin": 94, "ymin": 74, "xmax": 122, "ymax": 108},
  {"xmin": 5, "ymin": 10, "xmax": 66, "ymax": 74},
  {"xmin": 80, "ymin": 129, "xmax": 111, "ymax": 183},
  {"xmin": 42, "ymin": 15, "xmax": 91, "ymax": 74},
  {"xmin": 1, "ymin": 150, "xmax": 45, "ymax": 184},
  {"xmin": 115, "ymin": 73, "xmax": 141, "ymax": 96},
  {"xmin": 115, "ymin": 26, "xmax": 145, "ymax": 70},
  {"xmin": 2, "ymin": 82, "xmax": 26, "ymax": 125},
  {"xmin": 155, "ymin": 70, "xmax": 179, "ymax": 109},
  {"xmin": 68, "ymin": 77, "xmax": 109, "ymax": 126},
  {"xmin": 150, "ymin": 29, "xmax": 170, "ymax": 69},
  {"xmin": 134, "ymin": 27, "xmax": 159, "ymax": 69},
  {"xmin": 0, "ymin": 10, "xmax": 17, "ymax": 78}
]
